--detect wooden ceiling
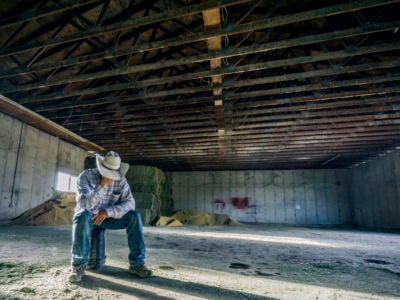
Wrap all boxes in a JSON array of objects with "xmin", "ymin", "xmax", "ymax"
[{"xmin": 0, "ymin": 0, "xmax": 399, "ymax": 171}]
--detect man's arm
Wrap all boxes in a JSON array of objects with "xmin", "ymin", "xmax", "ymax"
[{"xmin": 76, "ymin": 170, "xmax": 104, "ymax": 210}]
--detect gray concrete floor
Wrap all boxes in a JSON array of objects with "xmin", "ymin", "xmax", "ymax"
[{"xmin": 0, "ymin": 224, "xmax": 399, "ymax": 299}]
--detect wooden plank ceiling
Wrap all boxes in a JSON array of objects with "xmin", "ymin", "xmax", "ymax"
[{"xmin": 0, "ymin": 0, "xmax": 399, "ymax": 171}]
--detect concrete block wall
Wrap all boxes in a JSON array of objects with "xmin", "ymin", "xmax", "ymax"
[
  {"xmin": 0, "ymin": 112, "xmax": 87, "ymax": 220},
  {"xmin": 57, "ymin": 140, "xmax": 88, "ymax": 176},
  {"xmin": 351, "ymin": 150, "xmax": 400, "ymax": 230},
  {"xmin": 170, "ymin": 169, "xmax": 352, "ymax": 225}
]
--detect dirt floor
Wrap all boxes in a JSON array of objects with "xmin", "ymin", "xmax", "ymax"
[{"xmin": 0, "ymin": 223, "xmax": 399, "ymax": 300}]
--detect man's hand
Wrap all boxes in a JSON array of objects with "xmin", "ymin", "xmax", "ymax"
[
  {"xmin": 93, "ymin": 209, "xmax": 108, "ymax": 225},
  {"xmin": 100, "ymin": 176, "xmax": 114, "ymax": 188}
]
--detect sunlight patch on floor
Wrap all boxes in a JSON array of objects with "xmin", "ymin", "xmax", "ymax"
[{"xmin": 154, "ymin": 228, "xmax": 338, "ymax": 247}]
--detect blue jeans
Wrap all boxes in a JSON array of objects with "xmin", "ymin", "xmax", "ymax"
[{"xmin": 71, "ymin": 210, "xmax": 146, "ymax": 268}]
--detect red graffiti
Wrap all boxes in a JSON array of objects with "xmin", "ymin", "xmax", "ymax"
[
  {"xmin": 213, "ymin": 199, "xmax": 226, "ymax": 211},
  {"xmin": 231, "ymin": 197, "xmax": 251, "ymax": 209},
  {"xmin": 213, "ymin": 197, "xmax": 256, "ymax": 211}
]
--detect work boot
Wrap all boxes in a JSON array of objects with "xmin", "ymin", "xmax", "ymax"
[
  {"xmin": 128, "ymin": 264, "xmax": 153, "ymax": 278},
  {"xmin": 87, "ymin": 228, "xmax": 106, "ymax": 270},
  {"xmin": 68, "ymin": 266, "xmax": 85, "ymax": 283}
]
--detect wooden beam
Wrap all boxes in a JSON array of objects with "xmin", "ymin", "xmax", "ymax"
[
  {"xmin": 67, "ymin": 105, "xmax": 398, "ymax": 137},
  {"xmin": 1, "ymin": 0, "xmax": 397, "ymax": 72},
  {"xmin": 0, "ymin": 0, "xmax": 251, "ymax": 58},
  {"xmin": 17, "ymin": 63, "xmax": 400, "ymax": 105},
  {"xmin": 50, "ymin": 94, "xmax": 399, "ymax": 129},
  {"xmin": 35, "ymin": 84, "xmax": 400, "ymax": 113},
  {"xmin": 202, "ymin": 1, "xmax": 227, "ymax": 154},
  {"xmin": 0, "ymin": 0, "xmax": 102, "ymax": 29},
  {"xmin": 0, "ymin": 22, "xmax": 400, "ymax": 97},
  {"xmin": 0, "ymin": 94, "xmax": 103, "ymax": 151}
]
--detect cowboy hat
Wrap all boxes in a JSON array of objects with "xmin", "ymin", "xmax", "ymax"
[{"xmin": 96, "ymin": 151, "xmax": 129, "ymax": 181}]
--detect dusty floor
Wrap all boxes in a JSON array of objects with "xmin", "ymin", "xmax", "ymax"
[{"xmin": 0, "ymin": 224, "xmax": 399, "ymax": 300}]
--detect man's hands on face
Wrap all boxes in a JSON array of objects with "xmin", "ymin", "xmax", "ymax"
[
  {"xmin": 94, "ymin": 177, "xmax": 113, "ymax": 225},
  {"xmin": 93, "ymin": 209, "xmax": 108, "ymax": 225},
  {"xmin": 100, "ymin": 177, "xmax": 114, "ymax": 188}
]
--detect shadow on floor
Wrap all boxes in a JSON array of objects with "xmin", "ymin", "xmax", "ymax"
[{"xmin": 80, "ymin": 265, "xmax": 275, "ymax": 300}]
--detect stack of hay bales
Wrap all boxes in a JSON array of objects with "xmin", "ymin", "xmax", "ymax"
[{"xmin": 125, "ymin": 165, "xmax": 173, "ymax": 225}]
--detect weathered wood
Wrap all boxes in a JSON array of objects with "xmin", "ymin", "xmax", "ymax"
[
  {"xmin": 0, "ymin": 0, "xmax": 102, "ymax": 29},
  {"xmin": 0, "ymin": 95, "xmax": 103, "ymax": 151},
  {"xmin": 0, "ymin": 0, "xmax": 251, "ymax": 58},
  {"xmin": 46, "ymin": 94, "xmax": 399, "ymax": 129},
  {"xmin": 6, "ymin": 23, "xmax": 400, "ymax": 99},
  {"xmin": 16, "ymin": 63, "xmax": 400, "ymax": 106},
  {"xmin": 1, "ymin": 0, "xmax": 397, "ymax": 76}
]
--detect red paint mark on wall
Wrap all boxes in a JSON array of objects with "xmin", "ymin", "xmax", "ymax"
[
  {"xmin": 213, "ymin": 199, "xmax": 226, "ymax": 211},
  {"xmin": 213, "ymin": 197, "xmax": 256, "ymax": 213},
  {"xmin": 231, "ymin": 197, "xmax": 251, "ymax": 209}
]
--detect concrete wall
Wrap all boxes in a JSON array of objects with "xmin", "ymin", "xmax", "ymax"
[
  {"xmin": 171, "ymin": 170, "xmax": 352, "ymax": 225},
  {"xmin": 0, "ymin": 112, "xmax": 87, "ymax": 220},
  {"xmin": 351, "ymin": 150, "xmax": 400, "ymax": 230},
  {"xmin": 1, "ymin": 111, "xmax": 399, "ymax": 228}
]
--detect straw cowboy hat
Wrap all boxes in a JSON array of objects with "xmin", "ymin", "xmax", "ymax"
[{"xmin": 96, "ymin": 151, "xmax": 129, "ymax": 181}]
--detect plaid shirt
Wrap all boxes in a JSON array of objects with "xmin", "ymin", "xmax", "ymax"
[{"xmin": 75, "ymin": 168, "xmax": 135, "ymax": 219}]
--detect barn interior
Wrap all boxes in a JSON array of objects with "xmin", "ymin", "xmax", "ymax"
[{"xmin": 0, "ymin": 0, "xmax": 399, "ymax": 299}]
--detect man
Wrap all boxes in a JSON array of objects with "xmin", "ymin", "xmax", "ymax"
[{"xmin": 69, "ymin": 151, "xmax": 153, "ymax": 283}]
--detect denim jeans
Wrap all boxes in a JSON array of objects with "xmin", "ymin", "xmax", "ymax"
[{"xmin": 71, "ymin": 210, "xmax": 146, "ymax": 268}]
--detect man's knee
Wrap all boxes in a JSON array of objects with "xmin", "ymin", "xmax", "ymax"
[
  {"xmin": 73, "ymin": 210, "xmax": 92, "ymax": 224},
  {"xmin": 126, "ymin": 210, "xmax": 140, "ymax": 219},
  {"xmin": 126, "ymin": 210, "xmax": 140, "ymax": 220}
]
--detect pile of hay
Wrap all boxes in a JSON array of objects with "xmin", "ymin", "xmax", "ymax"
[
  {"xmin": 153, "ymin": 210, "xmax": 239, "ymax": 226},
  {"xmin": 11, "ymin": 193, "xmax": 75, "ymax": 226}
]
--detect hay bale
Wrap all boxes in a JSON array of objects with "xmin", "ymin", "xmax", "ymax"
[
  {"xmin": 125, "ymin": 166, "xmax": 165, "ymax": 194},
  {"xmin": 133, "ymin": 191, "xmax": 161, "ymax": 224},
  {"xmin": 125, "ymin": 165, "xmax": 173, "ymax": 225},
  {"xmin": 160, "ymin": 175, "xmax": 174, "ymax": 216},
  {"xmin": 140, "ymin": 209, "xmax": 152, "ymax": 226},
  {"xmin": 134, "ymin": 192, "xmax": 157, "ymax": 210}
]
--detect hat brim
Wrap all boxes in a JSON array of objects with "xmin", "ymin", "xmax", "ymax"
[{"xmin": 96, "ymin": 154, "xmax": 129, "ymax": 181}]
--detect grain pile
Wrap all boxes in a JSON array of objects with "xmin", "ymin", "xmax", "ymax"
[
  {"xmin": 11, "ymin": 193, "xmax": 75, "ymax": 225},
  {"xmin": 154, "ymin": 210, "xmax": 240, "ymax": 226}
]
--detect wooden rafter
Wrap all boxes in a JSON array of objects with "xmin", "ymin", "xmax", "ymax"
[{"xmin": 1, "ymin": 0, "xmax": 399, "ymax": 170}]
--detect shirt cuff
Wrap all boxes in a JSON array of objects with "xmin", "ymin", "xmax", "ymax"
[{"xmin": 105, "ymin": 207, "xmax": 114, "ymax": 218}]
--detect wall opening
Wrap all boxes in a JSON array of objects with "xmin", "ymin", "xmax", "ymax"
[{"xmin": 56, "ymin": 171, "xmax": 77, "ymax": 193}]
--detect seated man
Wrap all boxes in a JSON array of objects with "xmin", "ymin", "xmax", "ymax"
[{"xmin": 69, "ymin": 151, "xmax": 153, "ymax": 283}]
